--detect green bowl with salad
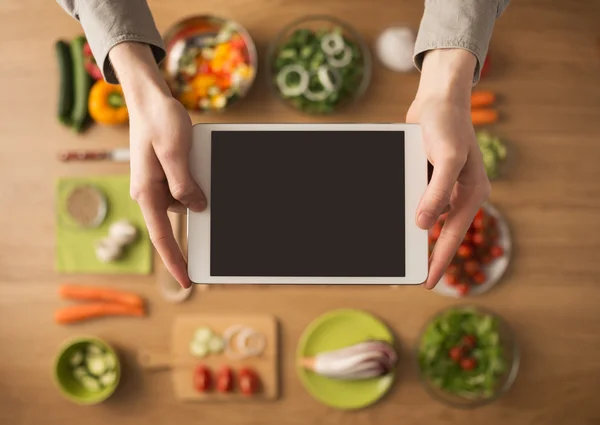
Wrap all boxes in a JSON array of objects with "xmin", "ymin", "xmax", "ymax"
[
  {"xmin": 162, "ymin": 15, "xmax": 257, "ymax": 112},
  {"xmin": 53, "ymin": 336, "xmax": 120, "ymax": 405},
  {"xmin": 267, "ymin": 15, "xmax": 372, "ymax": 115},
  {"xmin": 417, "ymin": 305, "xmax": 520, "ymax": 408}
]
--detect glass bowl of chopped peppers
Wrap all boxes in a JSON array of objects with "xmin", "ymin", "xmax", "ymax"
[
  {"xmin": 416, "ymin": 305, "xmax": 520, "ymax": 409},
  {"xmin": 162, "ymin": 15, "xmax": 257, "ymax": 112},
  {"xmin": 267, "ymin": 15, "xmax": 372, "ymax": 115}
]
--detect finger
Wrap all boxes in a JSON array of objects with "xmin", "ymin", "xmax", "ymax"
[
  {"xmin": 423, "ymin": 194, "xmax": 482, "ymax": 290},
  {"xmin": 138, "ymin": 196, "xmax": 191, "ymax": 289},
  {"xmin": 417, "ymin": 159, "xmax": 463, "ymax": 229},
  {"xmin": 168, "ymin": 200, "xmax": 187, "ymax": 214},
  {"xmin": 157, "ymin": 148, "xmax": 207, "ymax": 213}
]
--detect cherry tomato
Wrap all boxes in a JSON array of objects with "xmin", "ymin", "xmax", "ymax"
[
  {"xmin": 463, "ymin": 335, "xmax": 477, "ymax": 348},
  {"xmin": 460, "ymin": 357, "xmax": 477, "ymax": 370},
  {"xmin": 216, "ymin": 366, "xmax": 233, "ymax": 393},
  {"xmin": 446, "ymin": 264, "xmax": 461, "ymax": 276},
  {"xmin": 490, "ymin": 245, "xmax": 504, "ymax": 258},
  {"xmin": 456, "ymin": 283, "xmax": 470, "ymax": 296},
  {"xmin": 475, "ymin": 207, "xmax": 485, "ymax": 220},
  {"xmin": 481, "ymin": 255, "xmax": 492, "ymax": 265},
  {"xmin": 464, "ymin": 260, "xmax": 479, "ymax": 276},
  {"xmin": 472, "ymin": 232, "xmax": 485, "ymax": 246},
  {"xmin": 430, "ymin": 224, "xmax": 442, "ymax": 241},
  {"xmin": 472, "ymin": 216, "xmax": 484, "ymax": 230},
  {"xmin": 473, "ymin": 271, "xmax": 487, "ymax": 285},
  {"xmin": 449, "ymin": 346, "xmax": 463, "ymax": 362},
  {"xmin": 193, "ymin": 364, "xmax": 212, "ymax": 392},
  {"xmin": 457, "ymin": 244, "xmax": 474, "ymax": 258},
  {"xmin": 238, "ymin": 368, "xmax": 260, "ymax": 396},
  {"xmin": 446, "ymin": 274, "xmax": 459, "ymax": 286}
]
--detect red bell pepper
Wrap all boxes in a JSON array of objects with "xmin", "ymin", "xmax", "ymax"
[{"xmin": 83, "ymin": 41, "xmax": 103, "ymax": 81}]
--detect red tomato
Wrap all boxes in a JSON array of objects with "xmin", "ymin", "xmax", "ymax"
[
  {"xmin": 446, "ymin": 274, "xmax": 459, "ymax": 286},
  {"xmin": 463, "ymin": 335, "xmax": 477, "ymax": 348},
  {"xmin": 456, "ymin": 283, "xmax": 470, "ymax": 296},
  {"xmin": 481, "ymin": 255, "xmax": 492, "ymax": 265},
  {"xmin": 472, "ymin": 216, "xmax": 484, "ymax": 230},
  {"xmin": 480, "ymin": 55, "xmax": 491, "ymax": 78},
  {"xmin": 490, "ymin": 245, "xmax": 504, "ymax": 258},
  {"xmin": 193, "ymin": 364, "xmax": 212, "ymax": 392},
  {"xmin": 199, "ymin": 62, "xmax": 213, "ymax": 75},
  {"xmin": 460, "ymin": 357, "xmax": 477, "ymax": 370},
  {"xmin": 472, "ymin": 232, "xmax": 485, "ymax": 246},
  {"xmin": 238, "ymin": 368, "xmax": 260, "ymax": 395},
  {"xmin": 449, "ymin": 346, "xmax": 463, "ymax": 362},
  {"xmin": 457, "ymin": 244, "xmax": 474, "ymax": 258},
  {"xmin": 216, "ymin": 366, "xmax": 233, "ymax": 393},
  {"xmin": 463, "ymin": 260, "xmax": 479, "ymax": 276},
  {"xmin": 430, "ymin": 223, "xmax": 442, "ymax": 241},
  {"xmin": 475, "ymin": 207, "xmax": 485, "ymax": 220},
  {"xmin": 474, "ymin": 271, "xmax": 487, "ymax": 284},
  {"xmin": 446, "ymin": 264, "xmax": 460, "ymax": 276},
  {"xmin": 229, "ymin": 35, "xmax": 246, "ymax": 50}
]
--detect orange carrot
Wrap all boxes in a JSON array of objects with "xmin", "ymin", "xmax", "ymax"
[
  {"xmin": 471, "ymin": 91, "xmax": 496, "ymax": 108},
  {"xmin": 54, "ymin": 302, "xmax": 145, "ymax": 324},
  {"xmin": 59, "ymin": 284, "xmax": 144, "ymax": 308},
  {"xmin": 471, "ymin": 108, "xmax": 499, "ymax": 126}
]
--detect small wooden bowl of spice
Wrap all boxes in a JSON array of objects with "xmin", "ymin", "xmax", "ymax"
[{"xmin": 65, "ymin": 185, "xmax": 107, "ymax": 228}]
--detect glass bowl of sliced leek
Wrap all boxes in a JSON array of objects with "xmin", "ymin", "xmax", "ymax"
[{"xmin": 267, "ymin": 15, "xmax": 372, "ymax": 115}]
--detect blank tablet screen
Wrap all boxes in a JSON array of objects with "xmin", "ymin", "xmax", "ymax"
[{"xmin": 210, "ymin": 131, "xmax": 405, "ymax": 277}]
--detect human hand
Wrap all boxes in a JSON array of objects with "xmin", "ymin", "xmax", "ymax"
[
  {"xmin": 406, "ymin": 49, "xmax": 491, "ymax": 289},
  {"xmin": 110, "ymin": 43, "xmax": 207, "ymax": 288}
]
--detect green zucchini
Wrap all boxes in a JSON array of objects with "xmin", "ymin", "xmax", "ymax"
[
  {"xmin": 55, "ymin": 40, "xmax": 73, "ymax": 126},
  {"xmin": 69, "ymin": 36, "xmax": 92, "ymax": 133}
]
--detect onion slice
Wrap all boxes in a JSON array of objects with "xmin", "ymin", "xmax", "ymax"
[
  {"xmin": 276, "ymin": 64, "xmax": 309, "ymax": 97},
  {"xmin": 321, "ymin": 33, "xmax": 345, "ymax": 56},
  {"xmin": 326, "ymin": 45, "xmax": 353, "ymax": 68},
  {"xmin": 223, "ymin": 324, "xmax": 266, "ymax": 359}
]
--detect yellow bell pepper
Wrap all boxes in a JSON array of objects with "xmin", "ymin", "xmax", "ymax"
[
  {"xmin": 88, "ymin": 80, "xmax": 128, "ymax": 125},
  {"xmin": 191, "ymin": 74, "xmax": 216, "ymax": 97}
]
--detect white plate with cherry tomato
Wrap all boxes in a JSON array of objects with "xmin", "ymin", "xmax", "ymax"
[{"xmin": 430, "ymin": 203, "xmax": 511, "ymax": 297}]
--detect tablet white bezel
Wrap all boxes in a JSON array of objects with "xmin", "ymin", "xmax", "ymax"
[{"xmin": 187, "ymin": 123, "xmax": 428, "ymax": 285}]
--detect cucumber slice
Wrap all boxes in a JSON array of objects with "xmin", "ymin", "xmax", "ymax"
[
  {"xmin": 69, "ymin": 350, "xmax": 83, "ymax": 367},
  {"xmin": 190, "ymin": 340, "xmax": 209, "ymax": 358},
  {"xmin": 104, "ymin": 354, "xmax": 117, "ymax": 370},
  {"xmin": 80, "ymin": 376, "xmax": 101, "ymax": 392},
  {"xmin": 100, "ymin": 371, "xmax": 117, "ymax": 387},
  {"xmin": 87, "ymin": 355, "xmax": 107, "ymax": 376},
  {"xmin": 87, "ymin": 343, "xmax": 103, "ymax": 356},
  {"xmin": 73, "ymin": 366, "xmax": 88, "ymax": 380},
  {"xmin": 207, "ymin": 335, "xmax": 225, "ymax": 354},
  {"xmin": 193, "ymin": 327, "xmax": 214, "ymax": 344}
]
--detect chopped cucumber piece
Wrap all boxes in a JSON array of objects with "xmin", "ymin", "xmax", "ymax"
[
  {"xmin": 87, "ymin": 344, "xmax": 104, "ymax": 356},
  {"xmin": 69, "ymin": 350, "xmax": 83, "ymax": 367},
  {"xmin": 207, "ymin": 336, "xmax": 225, "ymax": 354},
  {"xmin": 190, "ymin": 340, "xmax": 209, "ymax": 358},
  {"xmin": 80, "ymin": 376, "xmax": 101, "ymax": 392},
  {"xmin": 194, "ymin": 327, "xmax": 214, "ymax": 344},
  {"xmin": 100, "ymin": 371, "xmax": 117, "ymax": 387},
  {"xmin": 73, "ymin": 366, "xmax": 88, "ymax": 380},
  {"xmin": 104, "ymin": 354, "xmax": 117, "ymax": 371},
  {"xmin": 87, "ymin": 355, "xmax": 107, "ymax": 376}
]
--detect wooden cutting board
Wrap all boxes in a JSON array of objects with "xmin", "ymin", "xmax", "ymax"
[{"xmin": 139, "ymin": 314, "xmax": 280, "ymax": 402}]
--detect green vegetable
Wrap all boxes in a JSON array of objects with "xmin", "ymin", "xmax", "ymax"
[
  {"xmin": 477, "ymin": 131, "xmax": 507, "ymax": 179},
  {"xmin": 55, "ymin": 40, "xmax": 74, "ymax": 126},
  {"xmin": 271, "ymin": 26, "xmax": 366, "ymax": 114},
  {"xmin": 69, "ymin": 35, "xmax": 92, "ymax": 133},
  {"xmin": 418, "ymin": 308, "xmax": 507, "ymax": 399},
  {"xmin": 68, "ymin": 342, "xmax": 118, "ymax": 393}
]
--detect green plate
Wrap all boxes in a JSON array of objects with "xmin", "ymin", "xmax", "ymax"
[{"xmin": 296, "ymin": 309, "xmax": 397, "ymax": 410}]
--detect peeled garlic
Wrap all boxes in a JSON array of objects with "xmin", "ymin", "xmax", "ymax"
[
  {"xmin": 108, "ymin": 220, "xmax": 138, "ymax": 246},
  {"xmin": 95, "ymin": 237, "xmax": 123, "ymax": 263},
  {"xmin": 375, "ymin": 26, "xmax": 416, "ymax": 73}
]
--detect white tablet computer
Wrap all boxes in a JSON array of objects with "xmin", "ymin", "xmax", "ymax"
[{"xmin": 187, "ymin": 123, "xmax": 428, "ymax": 285}]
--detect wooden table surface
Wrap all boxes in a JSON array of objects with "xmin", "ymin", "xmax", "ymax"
[{"xmin": 1, "ymin": 0, "xmax": 600, "ymax": 424}]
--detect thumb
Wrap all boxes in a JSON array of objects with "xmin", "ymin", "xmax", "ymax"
[
  {"xmin": 416, "ymin": 162, "xmax": 461, "ymax": 229},
  {"xmin": 159, "ymin": 150, "xmax": 207, "ymax": 212}
]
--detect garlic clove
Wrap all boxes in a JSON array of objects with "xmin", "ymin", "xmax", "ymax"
[
  {"xmin": 376, "ymin": 26, "xmax": 416, "ymax": 73},
  {"xmin": 108, "ymin": 219, "xmax": 138, "ymax": 246},
  {"xmin": 95, "ymin": 237, "xmax": 123, "ymax": 263}
]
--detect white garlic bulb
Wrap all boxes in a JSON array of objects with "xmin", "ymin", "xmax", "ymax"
[
  {"xmin": 108, "ymin": 220, "xmax": 138, "ymax": 246},
  {"xmin": 95, "ymin": 237, "xmax": 123, "ymax": 263},
  {"xmin": 376, "ymin": 26, "xmax": 416, "ymax": 73}
]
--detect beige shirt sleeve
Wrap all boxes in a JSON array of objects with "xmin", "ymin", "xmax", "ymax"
[
  {"xmin": 56, "ymin": 0, "xmax": 166, "ymax": 84},
  {"xmin": 413, "ymin": 0, "xmax": 510, "ymax": 84}
]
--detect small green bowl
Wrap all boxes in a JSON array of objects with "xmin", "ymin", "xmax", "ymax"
[{"xmin": 53, "ymin": 336, "xmax": 121, "ymax": 405}]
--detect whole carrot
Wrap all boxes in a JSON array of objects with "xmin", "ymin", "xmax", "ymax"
[
  {"xmin": 471, "ymin": 91, "xmax": 496, "ymax": 108},
  {"xmin": 59, "ymin": 284, "xmax": 144, "ymax": 308},
  {"xmin": 471, "ymin": 109, "xmax": 499, "ymax": 126},
  {"xmin": 55, "ymin": 302, "xmax": 145, "ymax": 324}
]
